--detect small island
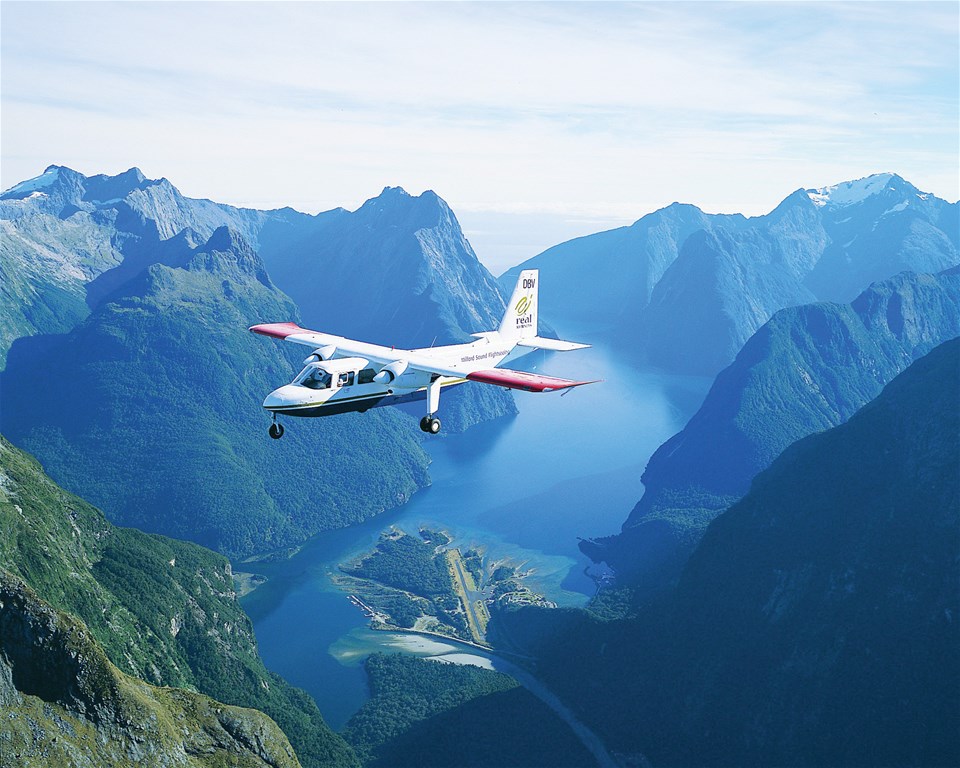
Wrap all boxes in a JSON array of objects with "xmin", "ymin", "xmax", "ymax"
[{"xmin": 336, "ymin": 527, "xmax": 554, "ymax": 646}]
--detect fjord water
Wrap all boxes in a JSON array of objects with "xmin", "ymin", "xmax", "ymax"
[{"xmin": 241, "ymin": 343, "xmax": 706, "ymax": 729}]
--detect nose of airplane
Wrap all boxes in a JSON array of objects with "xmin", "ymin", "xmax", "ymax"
[{"xmin": 262, "ymin": 385, "xmax": 301, "ymax": 410}]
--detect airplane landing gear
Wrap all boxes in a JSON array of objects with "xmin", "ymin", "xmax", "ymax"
[
  {"xmin": 419, "ymin": 416, "xmax": 441, "ymax": 434},
  {"xmin": 421, "ymin": 379, "xmax": 442, "ymax": 434},
  {"xmin": 269, "ymin": 420, "xmax": 285, "ymax": 439}
]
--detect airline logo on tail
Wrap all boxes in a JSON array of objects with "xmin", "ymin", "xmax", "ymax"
[{"xmin": 515, "ymin": 276, "xmax": 536, "ymax": 330}]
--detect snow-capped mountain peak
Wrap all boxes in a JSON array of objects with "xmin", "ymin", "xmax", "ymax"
[
  {"xmin": 806, "ymin": 173, "xmax": 898, "ymax": 209},
  {"xmin": 1, "ymin": 166, "xmax": 62, "ymax": 199}
]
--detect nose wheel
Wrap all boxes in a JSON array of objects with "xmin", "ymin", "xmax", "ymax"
[
  {"xmin": 269, "ymin": 420, "xmax": 285, "ymax": 439},
  {"xmin": 419, "ymin": 416, "xmax": 441, "ymax": 434}
]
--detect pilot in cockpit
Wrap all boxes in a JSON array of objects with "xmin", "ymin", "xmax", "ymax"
[{"xmin": 297, "ymin": 363, "xmax": 332, "ymax": 390}]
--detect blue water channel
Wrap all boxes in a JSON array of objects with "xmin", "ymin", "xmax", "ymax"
[{"xmin": 240, "ymin": 343, "xmax": 708, "ymax": 729}]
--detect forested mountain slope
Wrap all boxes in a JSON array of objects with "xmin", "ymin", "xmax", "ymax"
[
  {"xmin": 583, "ymin": 267, "xmax": 960, "ymax": 597},
  {"xmin": 0, "ymin": 435, "xmax": 358, "ymax": 767}
]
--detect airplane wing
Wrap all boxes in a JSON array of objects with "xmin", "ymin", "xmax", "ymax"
[
  {"xmin": 251, "ymin": 322, "xmax": 468, "ymax": 376},
  {"xmin": 250, "ymin": 322, "xmax": 410, "ymax": 364},
  {"xmin": 250, "ymin": 323, "xmax": 598, "ymax": 390},
  {"xmin": 515, "ymin": 336, "xmax": 590, "ymax": 352},
  {"xmin": 466, "ymin": 369, "xmax": 598, "ymax": 393},
  {"xmin": 249, "ymin": 322, "xmax": 343, "ymax": 347}
]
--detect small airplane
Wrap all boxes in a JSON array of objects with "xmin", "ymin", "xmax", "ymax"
[{"xmin": 250, "ymin": 269, "xmax": 596, "ymax": 437}]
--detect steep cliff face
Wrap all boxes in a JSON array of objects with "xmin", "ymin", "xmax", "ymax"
[
  {"xmin": 501, "ymin": 202, "xmax": 735, "ymax": 332},
  {"xmin": 0, "ymin": 571, "xmax": 302, "ymax": 768},
  {"xmin": 583, "ymin": 268, "xmax": 960, "ymax": 596},
  {"xmin": 638, "ymin": 213, "xmax": 821, "ymax": 374},
  {"xmin": 260, "ymin": 187, "xmax": 507, "ymax": 346},
  {"xmin": 0, "ymin": 436, "xmax": 359, "ymax": 768}
]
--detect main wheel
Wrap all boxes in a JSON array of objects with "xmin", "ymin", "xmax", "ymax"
[
  {"xmin": 419, "ymin": 416, "xmax": 441, "ymax": 434},
  {"xmin": 269, "ymin": 422, "xmax": 285, "ymax": 439}
]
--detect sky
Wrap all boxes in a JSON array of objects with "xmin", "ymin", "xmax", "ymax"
[{"xmin": 2, "ymin": 1, "xmax": 958, "ymax": 274}]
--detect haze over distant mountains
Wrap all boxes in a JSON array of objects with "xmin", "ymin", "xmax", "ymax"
[{"xmin": 505, "ymin": 172, "xmax": 959, "ymax": 375}]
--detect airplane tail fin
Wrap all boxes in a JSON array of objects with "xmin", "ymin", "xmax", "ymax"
[
  {"xmin": 496, "ymin": 269, "xmax": 590, "ymax": 352},
  {"xmin": 499, "ymin": 269, "xmax": 539, "ymax": 339}
]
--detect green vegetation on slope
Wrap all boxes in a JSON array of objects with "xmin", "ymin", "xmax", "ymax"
[
  {"xmin": 0, "ymin": 229, "xmax": 430, "ymax": 558},
  {"xmin": 0, "ymin": 435, "xmax": 358, "ymax": 768},
  {"xmin": 343, "ymin": 654, "xmax": 597, "ymax": 768},
  {"xmin": 1, "ymin": 570, "xmax": 302, "ymax": 768},
  {"xmin": 584, "ymin": 268, "xmax": 960, "ymax": 599},
  {"xmin": 347, "ymin": 531, "xmax": 453, "ymax": 597},
  {"xmin": 504, "ymin": 338, "xmax": 960, "ymax": 767}
]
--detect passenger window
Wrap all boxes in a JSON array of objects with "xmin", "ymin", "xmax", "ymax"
[{"xmin": 358, "ymin": 368, "xmax": 376, "ymax": 385}]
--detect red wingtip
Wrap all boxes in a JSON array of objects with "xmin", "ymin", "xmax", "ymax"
[
  {"xmin": 249, "ymin": 322, "xmax": 304, "ymax": 339},
  {"xmin": 467, "ymin": 369, "xmax": 600, "ymax": 393}
]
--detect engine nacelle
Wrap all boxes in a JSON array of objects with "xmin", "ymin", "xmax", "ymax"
[
  {"xmin": 373, "ymin": 360, "xmax": 408, "ymax": 385},
  {"xmin": 302, "ymin": 345, "xmax": 337, "ymax": 364}
]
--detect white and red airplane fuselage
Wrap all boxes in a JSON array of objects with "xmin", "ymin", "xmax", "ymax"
[{"xmin": 250, "ymin": 269, "xmax": 595, "ymax": 435}]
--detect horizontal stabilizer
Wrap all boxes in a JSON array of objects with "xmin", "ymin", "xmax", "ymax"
[
  {"xmin": 467, "ymin": 369, "xmax": 599, "ymax": 393},
  {"xmin": 515, "ymin": 336, "xmax": 590, "ymax": 352}
]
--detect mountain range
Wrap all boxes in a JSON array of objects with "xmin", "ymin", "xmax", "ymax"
[
  {"xmin": 581, "ymin": 266, "xmax": 960, "ymax": 596},
  {"xmin": 2, "ymin": 165, "xmax": 957, "ymax": 767},
  {"xmin": 505, "ymin": 173, "xmax": 959, "ymax": 375},
  {"xmin": 494, "ymin": 338, "xmax": 959, "ymax": 766},
  {"xmin": 0, "ymin": 166, "xmax": 515, "ymax": 557},
  {"xmin": 0, "ymin": 226, "xmax": 430, "ymax": 556}
]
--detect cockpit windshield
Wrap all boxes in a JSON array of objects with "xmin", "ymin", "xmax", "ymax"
[{"xmin": 294, "ymin": 363, "xmax": 332, "ymax": 390}]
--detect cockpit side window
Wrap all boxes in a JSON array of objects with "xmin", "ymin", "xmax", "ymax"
[
  {"xmin": 295, "ymin": 364, "xmax": 332, "ymax": 390},
  {"xmin": 306, "ymin": 370, "xmax": 332, "ymax": 389},
  {"xmin": 338, "ymin": 371, "xmax": 355, "ymax": 388}
]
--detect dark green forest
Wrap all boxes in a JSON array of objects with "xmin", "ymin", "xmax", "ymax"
[{"xmin": 343, "ymin": 654, "xmax": 597, "ymax": 768}]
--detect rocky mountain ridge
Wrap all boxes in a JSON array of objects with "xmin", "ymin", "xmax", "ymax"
[{"xmin": 506, "ymin": 173, "xmax": 959, "ymax": 375}]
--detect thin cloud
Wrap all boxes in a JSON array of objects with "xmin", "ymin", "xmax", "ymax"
[{"xmin": 2, "ymin": 0, "xmax": 957, "ymax": 244}]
